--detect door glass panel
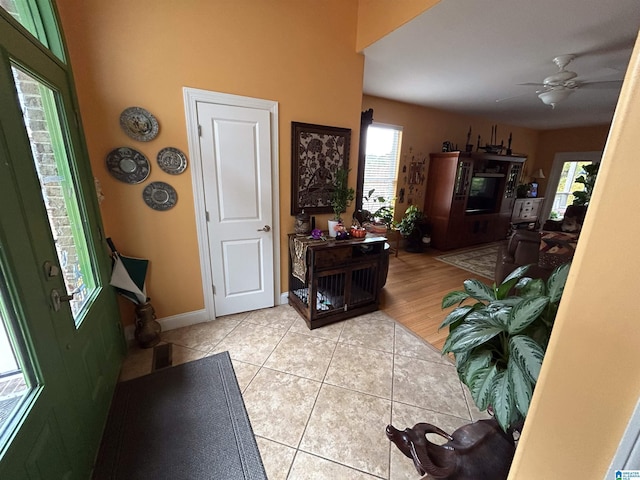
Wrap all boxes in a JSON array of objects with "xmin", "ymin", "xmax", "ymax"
[
  {"xmin": 11, "ymin": 66, "xmax": 96, "ymax": 325},
  {"xmin": 550, "ymin": 161, "xmax": 592, "ymax": 219},
  {"xmin": 0, "ymin": 271, "xmax": 31, "ymax": 439}
]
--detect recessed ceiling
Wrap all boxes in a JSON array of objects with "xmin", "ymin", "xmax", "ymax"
[{"xmin": 363, "ymin": 0, "xmax": 640, "ymax": 130}]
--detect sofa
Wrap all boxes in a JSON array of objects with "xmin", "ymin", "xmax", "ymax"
[{"xmin": 495, "ymin": 229, "xmax": 578, "ymax": 284}]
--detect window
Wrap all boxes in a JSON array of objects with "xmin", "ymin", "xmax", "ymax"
[
  {"xmin": 550, "ymin": 161, "xmax": 594, "ymax": 219},
  {"xmin": 361, "ymin": 124, "xmax": 402, "ymax": 213}
]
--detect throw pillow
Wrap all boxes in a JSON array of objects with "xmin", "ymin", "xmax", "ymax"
[{"xmin": 561, "ymin": 215, "xmax": 581, "ymax": 233}]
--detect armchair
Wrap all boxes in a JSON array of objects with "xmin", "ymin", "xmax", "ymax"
[{"xmin": 495, "ymin": 230, "xmax": 553, "ymax": 283}]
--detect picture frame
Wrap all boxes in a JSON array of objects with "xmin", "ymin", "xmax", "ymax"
[{"xmin": 291, "ymin": 122, "xmax": 351, "ymax": 215}]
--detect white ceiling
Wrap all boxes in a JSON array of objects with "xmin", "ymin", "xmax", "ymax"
[{"xmin": 363, "ymin": 0, "xmax": 640, "ymax": 130}]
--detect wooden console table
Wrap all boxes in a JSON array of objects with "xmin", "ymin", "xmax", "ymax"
[{"xmin": 288, "ymin": 234, "xmax": 388, "ymax": 329}]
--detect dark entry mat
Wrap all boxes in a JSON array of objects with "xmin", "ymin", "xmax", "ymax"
[{"xmin": 93, "ymin": 352, "xmax": 266, "ymax": 479}]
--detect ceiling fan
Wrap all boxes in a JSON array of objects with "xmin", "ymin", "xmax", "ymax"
[{"xmin": 499, "ymin": 54, "xmax": 622, "ymax": 108}]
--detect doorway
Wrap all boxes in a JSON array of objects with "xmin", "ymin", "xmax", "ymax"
[
  {"xmin": 183, "ymin": 89, "xmax": 280, "ymax": 319},
  {"xmin": 540, "ymin": 151, "xmax": 602, "ymax": 224}
]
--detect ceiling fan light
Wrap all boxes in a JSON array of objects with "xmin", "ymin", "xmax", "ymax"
[
  {"xmin": 538, "ymin": 89, "xmax": 574, "ymax": 108},
  {"xmin": 543, "ymin": 70, "xmax": 578, "ymax": 85}
]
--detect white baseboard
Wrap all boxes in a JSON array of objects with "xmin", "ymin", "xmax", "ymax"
[{"xmin": 124, "ymin": 295, "xmax": 289, "ymax": 344}]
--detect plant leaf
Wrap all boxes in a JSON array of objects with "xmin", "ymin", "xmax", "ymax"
[
  {"xmin": 519, "ymin": 278, "xmax": 546, "ymax": 298},
  {"xmin": 443, "ymin": 321, "xmax": 503, "ymax": 354},
  {"xmin": 495, "ymin": 276, "xmax": 519, "ymax": 300},
  {"xmin": 501, "ymin": 264, "xmax": 530, "ymax": 285},
  {"xmin": 463, "ymin": 279, "xmax": 495, "ymax": 302},
  {"xmin": 547, "ymin": 262, "xmax": 571, "ymax": 303},
  {"xmin": 490, "ymin": 371, "xmax": 514, "ymax": 431},
  {"xmin": 439, "ymin": 305, "xmax": 474, "ymax": 330},
  {"xmin": 469, "ymin": 364, "xmax": 498, "ymax": 411},
  {"xmin": 508, "ymin": 356, "xmax": 533, "ymax": 417},
  {"xmin": 462, "ymin": 350, "xmax": 493, "ymax": 385},
  {"xmin": 508, "ymin": 297, "xmax": 549, "ymax": 334},
  {"xmin": 510, "ymin": 335, "xmax": 545, "ymax": 382},
  {"xmin": 487, "ymin": 307, "xmax": 511, "ymax": 329},
  {"xmin": 454, "ymin": 349, "xmax": 471, "ymax": 372},
  {"xmin": 442, "ymin": 290, "xmax": 470, "ymax": 309}
]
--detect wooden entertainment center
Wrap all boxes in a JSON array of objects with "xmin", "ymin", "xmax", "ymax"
[{"xmin": 424, "ymin": 152, "xmax": 526, "ymax": 250}]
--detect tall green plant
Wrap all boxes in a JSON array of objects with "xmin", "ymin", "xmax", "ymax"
[
  {"xmin": 572, "ymin": 163, "xmax": 599, "ymax": 206},
  {"xmin": 331, "ymin": 167, "xmax": 355, "ymax": 221},
  {"xmin": 396, "ymin": 205, "xmax": 422, "ymax": 237},
  {"xmin": 440, "ymin": 263, "xmax": 570, "ymax": 431}
]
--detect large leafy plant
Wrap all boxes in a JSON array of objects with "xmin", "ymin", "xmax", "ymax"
[
  {"xmin": 572, "ymin": 163, "xmax": 599, "ymax": 206},
  {"xmin": 331, "ymin": 167, "xmax": 355, "ymax": 221},
  {"xmin": 440, "ymin": 263, "xmax": 570, "ymax": 431}
]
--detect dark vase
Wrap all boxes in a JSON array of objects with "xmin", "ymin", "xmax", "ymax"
[{"xmin": 134, "ymin": 302, "xmax": 161, "ymax": 348}]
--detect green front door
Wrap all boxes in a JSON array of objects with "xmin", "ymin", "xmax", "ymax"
[{"xmin": 0, "ymin": 2, "xmax": 125, "ymax": 478}]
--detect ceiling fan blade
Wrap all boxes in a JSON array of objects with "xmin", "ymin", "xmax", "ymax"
[
  {"xmin": 579, "ymin": 80, "xmax": 623, "ymax": 89},
  {"xmin": 496, "ymin": 91, "xmax": 532, "ymax": 103},
  {"xmin": 517, "ymin": 82, "xmax": 546, "ymax": 86}
]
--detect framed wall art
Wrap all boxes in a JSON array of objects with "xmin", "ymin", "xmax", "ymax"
[{"xmin": 291, "ymin": 122, "xmax": 351, "ymax": 215}]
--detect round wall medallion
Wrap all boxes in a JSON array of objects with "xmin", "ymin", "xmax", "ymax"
[
  {"xmin": 142, "ymin": 181, "xmax": 177, "ymax": 211},
  {"xmin": 157, "ymin": 147, "xmax": 188, "ymax": 175},
  {"xmin": 106, "ymin": 147, "xmax": 150, "ymax": 184},
  {"xmin": 119, "ymin": 106, "xmax": 160, "ymax": 142}
]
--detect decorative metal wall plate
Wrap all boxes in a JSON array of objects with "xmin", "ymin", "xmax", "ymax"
[
  {"xmin": 142, "ymin": 181, "xmax": 177, "ymax": 211},
  {"xmin": 157, "ymin": 147, "xmax": 188, "ymax": 175},
  {"xmin": 106, "ymin": 147, "xmax": 150, "ymax": 184},
  {"xmin": 119, "ymin": 106, "xmax": 159, "ymax": 142}
]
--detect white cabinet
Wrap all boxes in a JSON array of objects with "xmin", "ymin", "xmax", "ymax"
[{"xmin": 511, "ymin": 198, "xmax": 544, "ymax": 225}]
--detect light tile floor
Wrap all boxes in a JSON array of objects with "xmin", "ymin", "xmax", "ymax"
[{"xmin": 119, "ymin": 305, "xmax": 489, "ymax": 480}]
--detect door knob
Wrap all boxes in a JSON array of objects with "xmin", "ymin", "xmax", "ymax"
[
  {"xmin": 257, "ymin": 225, "xmax": 271, "ymax": 232},
  {"xmin": 51, "ymin": 288, "xmax": 75, "ymax": 312}
]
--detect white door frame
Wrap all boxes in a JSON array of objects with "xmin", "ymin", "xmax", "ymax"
[
  {"xmin": 540, "ymin": 151, "xmax": 602, "ymax": 223},
  {"xmin": 183, "ymin": 87, "xmax": 280, "ymax": 320}
]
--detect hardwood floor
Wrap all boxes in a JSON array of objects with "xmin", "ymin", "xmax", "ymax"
[{"xmin": 379, "ymin": 245, "xmax": 491, "ymax": 351}]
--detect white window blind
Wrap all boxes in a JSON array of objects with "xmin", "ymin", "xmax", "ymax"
[{"xmin": 362, "ymin": 124, "xmax": 402, "ymax": 212}]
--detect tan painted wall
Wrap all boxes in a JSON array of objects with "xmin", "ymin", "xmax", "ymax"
[
  {"xmin": 362, "ymin": 95, "xmax": 539, "ymax": 217},
  {"xmin": 534, "ymin": 124, "xmax": 610, "ymax": 197},
  {"xmin": 356, "ymin": 0, "xmax": 439, "ymax": 51},
  {"xmin": 509, "ymin": 33, "xmax": 640, "ymax": 479},
  {"xmin": 56, "ymin": 0, "xmax": 364, "ymax": 324}
]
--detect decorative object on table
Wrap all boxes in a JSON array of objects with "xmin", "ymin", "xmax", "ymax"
[
  {"xmin": 571, "ymin": 163, "xmax": 600, "ymax": 206},
  {"xmin": 106, "ymin": 238, "xmax": 161, "ymax": 348},
  {"xmin": 441, "ymin": 140, "xmax": 455, "ymax": 152},
  {"xmin": 119, "ymin": 106, "xmax": 160, "ymax": 142},
  {"xmin": 528, "ymin": 168, "xmax": 545, "ymax": 197},
  {"xmin": 291, "ymin": 122, "xmax": 351, "ymax": 215},
  {"xmin": 388, "ymin": 263, "xmax": 570, "ymax": 479},
  {"xmin": 506, "ymin": 132, "xmax": 513, "ymax": 155},
  {"xmin": 142, "ymin": 181, "xmax": 178, "ymax": 211},
  {"xmin": 310, "ymin": 228, "xmax": 323, "ymax": 240},
  {"xmin": 328, "ymin": 166, "xmax": 355, "ymax": 238},
  {"xmin": 294, "ymin": 209, "xmax": 311, "ymax": 235},
  {"xmin": 350, "ymin": 226, "xmax": 366, "ymax": 238},
  {"xmin": 156, "ymin": 146, "xmax": 188, "ymax": 175},
  {"xmin": 106, "ymin": 147, "xmax": 150, "ymax": 184},
  {"xmin": 516, "ymin": 183, "xmax": 529, "ymax": 198}
]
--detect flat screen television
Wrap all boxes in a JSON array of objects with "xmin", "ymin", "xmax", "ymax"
[{"xmin": 466, "ymin": 176, "xmax": 501, "ymax": 214}]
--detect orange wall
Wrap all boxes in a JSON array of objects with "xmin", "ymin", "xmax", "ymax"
[
  {"xmin": 534, "ymin": 124, "xmax": 610, "ymax": 196},
  {"xmin": 56, "ymin": 0, "xmax": 364, "ymax": 323},
  {"xmin": 362, "ymin": 95, "xmax": 539, "ymax": 216},
  {"xmin": 509, "ymin": 33, "xmax": 640, "ymax": 479},
  {"xmin": 356, "ymin": 0, "xmax": 439, "ymax": 51}
]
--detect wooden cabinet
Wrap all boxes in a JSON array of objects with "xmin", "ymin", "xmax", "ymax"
[
  {"xmin": 424, "ymin": 152, "xmax": 526, "ymax": 250},
  {"xmin": 288, "ymin": 234, "xmax": 388, "ymax": 329},
  {"xmin": 511, "ymin": 197, "xmax": 544, "ymax": 225}
]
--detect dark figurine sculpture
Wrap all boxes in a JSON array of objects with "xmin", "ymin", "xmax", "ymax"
[{"xmin": 386, "ymin": 419, "xmax": 515, "ymax": 480}]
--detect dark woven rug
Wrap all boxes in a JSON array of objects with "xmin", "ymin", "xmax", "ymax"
[{"xmin": 93, "ymin": 352, "xmax": 266, "ymax": 480}]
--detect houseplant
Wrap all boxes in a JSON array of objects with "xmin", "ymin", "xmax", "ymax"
[
  {"xmin": 572, "ymin": 163, "xmax": 600, "ymax": 206},
  {"xmin": 396, "ymin": 205, "xmax": 424, "ymax": 251},
  {"xmin": 440, "ymin": 262, "xmax": 570, "ymax": 432},
  {"xmin": 358, "ymin": 188, "xmax": 395, "ymax": 229},
  {"xmin": 329, "ymin": 167, "xmax": 355, "ymax": 237}
]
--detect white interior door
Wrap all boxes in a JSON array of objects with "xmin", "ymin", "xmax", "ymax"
[{"xmin": 197, "ymin": 102, "xmax": 274, "ymax": 316}]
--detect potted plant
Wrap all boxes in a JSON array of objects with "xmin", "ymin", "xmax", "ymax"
[
  {"xmin": 396, "ymin": 205, "xmax": 424, "ymax": 251},
  {"xmin": 329, "ymin": 167, "xmax": 355, "ymax": 237},
  {"xmin": 356, "ymin": 188, "xmax": 395, "ymax": 231},
  {"xmin": 387, "ymin": 263, "xmax": 570, "ymax": 479}
]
